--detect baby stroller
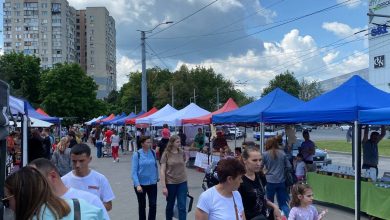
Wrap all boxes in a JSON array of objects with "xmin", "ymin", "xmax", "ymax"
[
  {"xmin": 102, "ymin": 141, "xmax": 112, "ymax": 157},
  {"xmin": 201, "ymin": 161, "xmax": 220, "ymax": 191}
]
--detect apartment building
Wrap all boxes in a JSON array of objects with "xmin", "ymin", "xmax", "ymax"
[{"xmin": 2, "ymin": 0, "xmax": 116, "ymax": 98}]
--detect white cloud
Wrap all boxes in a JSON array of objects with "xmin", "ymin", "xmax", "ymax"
[
  {"xmin": 116, "ymin": 54, "xmax": 141, "ymax": 89},
  {"xmin": 322, "ymin": 22, "xmax": 361, "ymax": 38},
  {"xmin": 174, "ymin": 29, "xmax": 368, "ymax": 97},
  {"xmin": 323, "ymin": 51, "xmax": 339, "ymax": 64},
  {"xmin": 337, "ymin": 0, "xmax": 362, "ymax": 8}
]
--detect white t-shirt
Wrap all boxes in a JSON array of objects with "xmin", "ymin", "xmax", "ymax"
[
  {"xmin": 110, "ymin": 135, "xmax": 120, "ymax": 146},
  {"xmin": 62, "ymin": 170, "xmax": 115, "ymax": 204},
  {"xmin": 197, "ymin": 186, "xmax": 244, "ymax": 220},
  {"xmin": 295, "ymin": 161, "xmax": 306, "ymax": 176},
  {"xmin": 63, "ymin": 187, "xmax": 110, "ymax": 220}
]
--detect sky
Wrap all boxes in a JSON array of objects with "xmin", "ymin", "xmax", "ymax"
[{"xmin": 1, "ymin": 0, "xmax": 370, "ymax": 98}]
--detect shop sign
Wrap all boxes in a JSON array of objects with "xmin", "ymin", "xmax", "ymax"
[
  {"xmin": 374, "ymin": 55, "xmax": 385, "ymax": 68},
  {"xmin": 370, "ymin": 0, "xmax": 390, "ymax": 11},
  {"xmin": 371, "ymin": 25, "xmax": 388, "ymax": 37}
]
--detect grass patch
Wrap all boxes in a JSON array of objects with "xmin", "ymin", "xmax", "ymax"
[{"xmin": 316, "ymin": 140, "xmax": 390, "ymax": 157}]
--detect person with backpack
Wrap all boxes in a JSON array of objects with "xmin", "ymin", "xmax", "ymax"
[{"xmin": 132, "ymin": 136, "xmax": 159, "ymax": 220}]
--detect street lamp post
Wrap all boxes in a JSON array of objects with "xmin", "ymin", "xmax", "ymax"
[{"xmin": 138, "ymin": 21, "xmax": 173, "ymax": 111}]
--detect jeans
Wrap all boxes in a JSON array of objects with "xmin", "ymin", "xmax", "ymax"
[
  {"xmin": 134, "ymin": 184, "xmax": 157, "ymax": 220},
  {"xmin": 166, "ymin": 181, "xmax": 188, "ymax": 220},
  {"xmin": 266, "ymin": 182, "xmax": 290, "ymax": 217},
  {"xmin": 96, "ymin": 142, "xmax": 103, "ymax": 158}
]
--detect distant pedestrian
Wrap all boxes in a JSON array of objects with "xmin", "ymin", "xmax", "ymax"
[
  {"xmin": 51, "ymin": 136, "xmax": 72, "ymax": 176},
  {"xmin": 160, "ymin": 135, "xmax": 188, "ymax": 220},
  {"xmin": 194, "ymin": 128, "xmax": 205, "ymax": 152},
  {"xmin": 132, "ymin": 136, "xmax": 159, "ymax": 220},
  {"xmin": 293, "ymin": 153, "xmax": 306, "ymax": 182},
  {"xmin": 157, "ymin": 124, "xmax": 170, "ymax": 160},
  {"xmin": 111, "ymin": 130, "xmax": 120, "ymax": 162},
  {"xmin": 346, "ymin": 127, "xmax": 352, "ymax": 143},
  {"xmin": 288, "ymin": 184, "xmax": 327, "ymax": 220},
  {"xmin": 299, "ymin": 130, "xmax": 316, "ymax": 172}
]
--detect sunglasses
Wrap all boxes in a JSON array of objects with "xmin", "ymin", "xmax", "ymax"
[{"xmin": 2, "ymin": 195, "xmax": 14, "ymax": 208}]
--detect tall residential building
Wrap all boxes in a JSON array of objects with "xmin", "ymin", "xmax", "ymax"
[
  {"xmin": 84, "ymin": 7, "xmax": 116, "ymax": 98},
  {"xmin": 2, "ymin": 1, "xmax": 116, "ymax": 98}
]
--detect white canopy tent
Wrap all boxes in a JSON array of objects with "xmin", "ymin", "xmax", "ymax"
[
  {"xmin": 136, "ymin": 104, "xmax": 177, "ymax": 125},
  {"xmin": 152, "ymin": 103, "xmax": 210, "ymax": 126},
  {"xmin": 10, "ymin": 95, "xmax": 25, "ymax": 115},
  {"xmin": 10, "ymin": 117, "xmax": 53, "ymax": 128},
  {"xmin": 85, "ymin": 116, "xmax": 104, "ymax": 125}
]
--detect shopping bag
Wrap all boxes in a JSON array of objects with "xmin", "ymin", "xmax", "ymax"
[{"xmin": 173, "ymin": 193, "xmax": 194, "ymax": 219}]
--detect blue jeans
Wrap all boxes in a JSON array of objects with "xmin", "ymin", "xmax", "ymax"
[
  {"xmin": 166, "ymin": 181, "xmax": 188, "ymax": 220},
  {"xmin": 266, "ymin": 182, "xmax": 290, "ymax": 217},
  {"xmin": 96, "ymin": 142, "xmax": 103, "ymax": 158}
]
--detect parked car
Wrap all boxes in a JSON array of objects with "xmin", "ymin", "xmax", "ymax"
[
  {"xmin": 291, "ymin": 138, "xmax": 332, "ymax": 167},
  {"xmin": 295, "ymin": 124, "xmax": 317, "ymax": 132},
  {"xmin": 339, "ymin": 125, "xmax": 351, "ymax": 131},
  {"xmin": 253, "ymin": 131, "xmax": 277, "ymax": 141},
  {"xmin": 227, "ymin": 127, "xmax": 243, "ymax": 139}
]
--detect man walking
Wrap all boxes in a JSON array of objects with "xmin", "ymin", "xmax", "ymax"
[{"xmin": 62, "ymin": 144, "xmax": 115, "ymax": 211}]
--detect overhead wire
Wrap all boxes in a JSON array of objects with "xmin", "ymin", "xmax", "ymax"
[
  {"xmin": 148, "ymin": 0, "xmax": 219, "ymax": 38},
  {"xmin": 151, "ymin": 0, "xmax": 359, "ymax": 60},
  {"xmin": 146, "ymin": 42, "xmax": 170, "ymax": 69}
]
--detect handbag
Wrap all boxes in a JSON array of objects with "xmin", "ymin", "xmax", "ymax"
[
  {"xmin": 173, "ymin": 193, "xmax": 194, "ymax": 219},
  {"xmin": 284, "ymin": 156, "xmax": 297, "ymax": 187}
]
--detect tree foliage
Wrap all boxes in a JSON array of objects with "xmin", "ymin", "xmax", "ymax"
[
  {"xmin": 116, "ymin": 65, "xmax": 253, "ymax": 113},
  {"xmin": 299, "ymin": 78, "xmax": 323, "ymax": 101},
  {"xmin": 39, "ymin": 63, "xmax": 102, "ymax": 120},
  {"xmin": 0, "ymin": 52, "xmax": 41, "ymax": 105},
  {"xmin": 262, "ymin": 70, "xmax": 301, "ymax": 97}
]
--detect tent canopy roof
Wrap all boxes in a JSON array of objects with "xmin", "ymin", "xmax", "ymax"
[
  {"xmin": 182, "ymin": 98, "xmax": 238, "ymax": 124},
  {"xmin": 153, "ymin": 103, "xmax": 210, "ymax": 126},
  {"xmin": 136, "ymin": 104, "xmax": 177, "ymax": 125},
  {"xmin": 212, "ymin": 88, "xmax": 304, "ymax": 124},
  {"xmin": 359, "ymin": 107, "xmax": 390, "ymax": 125},
  {"xmin": 263, "ymin": 75, "xmax": 390, "ymax": 123},
  {"xmin": 36, "ymin": 108, "xmax": 49, "ymax": 116},
  {"xmin": 26, "ymin": 102, "xmax": 60, "ymax": 124},
  {"xmin": 126, "ymin": 107, "xmax": 158, "ymax": 125}
]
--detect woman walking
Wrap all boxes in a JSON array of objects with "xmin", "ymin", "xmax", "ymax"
[
  {"xmin": 195, "ymin": 158, "xmax": 246, "ymax": 220},
  {"xmin": 262, "ymin": 137, "xmax": 291, "ymax": 217},
  {"xmin": 132, "ymin": 136, "xmax": 159, "ymax": 220},
  {"xmin": 51, "ymin": 136, "xmax": 72, "ymax": 176},
  {"xmin": 239, "ymin": 146, "xmax": 282, "ymax": 220},
  {"xmin": 111, "ymin": 130, "xmax": 120, "ymax": 162},
  {"xmin": 160, "ymin": 135, "xmax": 188, "ymax": 220}
]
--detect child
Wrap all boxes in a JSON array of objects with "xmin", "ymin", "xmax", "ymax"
[
  {"xmin": 288, "ymin": 184, "xmax": 328, "ymax": 220},
  {"xmin": 294, "ymin": 153, "xmax": 307, "ymax": 181}
]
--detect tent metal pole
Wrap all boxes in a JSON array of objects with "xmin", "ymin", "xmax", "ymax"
[
  {"xmin": 260, "ymin": 123, "xmax": 265, "ymax": 153},
  {"xmin": 234, "ymin": 125, "xmax": 237, "ymax": 149},
  {"xmin": 22, "ymin": 115, "xmax": 28, "ymax": 166},
  {"xmin": 353, "ymin": 121, "xmax": 361, "ymax": 220}
]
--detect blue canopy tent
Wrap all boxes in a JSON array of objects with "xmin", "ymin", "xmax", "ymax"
[
  {"xmin": 263, "ymin": 75, "xmax": 390, "ymax": 220},
  {"xmin": 101, "ymin": 113, "xmax": 127, "ymax": 125},
  {"xmin": 263, "ymin": 75, "xmax": 390, "ymax": 123},
  {"xmin": 212, "ymin": 88, "xmax": 304, "ymax": 124},
  {"xmin": 112, "ymin": 112, "xmax": 136, "ymax": 126},
  {"xmin": 26, "ymin": 102, "xmax": 60, "ymax": 124},
  {"xmin": 114, "ymin": 111, "xmax": 144, "ymax": 126},
  {"xmin": 359, "ymin": 107, "xmax": 390, "ymax": 125}
]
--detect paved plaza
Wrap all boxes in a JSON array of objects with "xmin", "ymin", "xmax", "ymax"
[{"xmin": 88, "ymin": 144, "xmax": 369, "ymax": 220}]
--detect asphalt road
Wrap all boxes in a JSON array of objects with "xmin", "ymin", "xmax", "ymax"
[{"xmin": 88, "ymin": 144, "xmax": 372, "ymax": 220}]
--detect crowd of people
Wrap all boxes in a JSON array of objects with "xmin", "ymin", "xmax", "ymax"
[{"xmin": 5, "ymin": 124, "xmax": 386, "ymax": 220}]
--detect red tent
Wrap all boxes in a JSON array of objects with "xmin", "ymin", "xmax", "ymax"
[
  {"xmin": 182, "ymin": 98, "xmax": 238, "ymax": 124},
  {"xmin": 125, "ymin": 107, "xmax": 158, "ymax": 125},
  {"xmin": 97, "ymin": 114, "xmax": 115, "ymax": 123},
  {"xmin": 36, "ymin": 108, "xmax": 49, "ymax": 116}
]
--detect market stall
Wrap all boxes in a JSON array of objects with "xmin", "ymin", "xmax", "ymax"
[
  {"xmin": 263, "ymin": 75, "xmax": 390, "ymax": 220},
  {"xmin": 152, "ymin": 103, "xmax": 210, "ymax": 127},
  {"xmin": 135, "ymin": 104, "xmax": 177, "ymax": 125}
]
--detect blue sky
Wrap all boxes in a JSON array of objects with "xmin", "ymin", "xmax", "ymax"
[{"xmin": 1, "ymin": 0, "xmax": 369, "ymax": 97}]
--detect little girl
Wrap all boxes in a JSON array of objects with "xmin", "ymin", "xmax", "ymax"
[
  {"xmin": 294, "ymin": 153, "xmax": 307, "ymax": 181},
  {"xmin": 288, "ymin": 184, "xmax": 327, "ymax": 220}
]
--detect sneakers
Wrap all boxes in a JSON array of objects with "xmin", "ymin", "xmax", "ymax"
[
  {"xmin": 116, "ymin": 158, "xmax": 119, "ymax": 162},
  {"xmin": 113, "ymin": 160, "xmax": 116, "ymax": 163}
]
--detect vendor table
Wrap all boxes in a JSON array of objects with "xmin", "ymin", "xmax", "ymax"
[{"xmin": 307, "ymin": 172, "xmax": 390, "ymax": 219}]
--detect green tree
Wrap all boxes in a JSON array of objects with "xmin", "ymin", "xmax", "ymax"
[
  {"xmin": 262, "ymin": 70, "xmax": 301, "ymax": 97},
  {"xmin": 0, "ymin": 52, "xmax": 41, "ymax": 105},
  {"xmin": 39, "ymin": 63, "xmax": 101, "ymax": 121},
  {"xmin": 299, "ymin": 78, "xmax": 323, "ymax": 101}
]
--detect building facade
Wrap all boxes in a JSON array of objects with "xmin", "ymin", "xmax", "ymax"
[
  {"xmin": 2, "ymin": 0, "xmax": 116, "ymax": 98},
  {"xmin": 320, "ymin": 68, "xmax": 369, "ymax": 92}
]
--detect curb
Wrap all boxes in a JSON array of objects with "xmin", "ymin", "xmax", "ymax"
[{"xmin": 328, "ymin": 150, "xmax": 390, "ymax": 159}]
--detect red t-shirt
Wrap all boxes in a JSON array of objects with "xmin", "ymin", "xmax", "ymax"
[
  {"xmin": 161, "ymin": 128, "xmax": 170, "ymax": 139},
  {"xmin": 105, "ymin": 130, "xmax": 113, "ymax": 143}
]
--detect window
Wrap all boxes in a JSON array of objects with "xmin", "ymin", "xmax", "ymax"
[
  {"xmin": 41, "ymin": 3, "xmax": 48, "ymax": 8},
  {"xmin": 43, "ymin": 34, "xmax": 47, "ymax": 39},
  {"xmin": 24, "ymin": 49, "xmax": 33, "ymax": 55},
  {"xmin": 76, "ymin": 18, "xmax": 80, "ymax": 23},
  {"xmin": 42, "ymin": 11, "xmax": 48, "ymax": 16},
  {"xmin": 14, "ymin": 3, "xmax": 21, "ymax": 8},
  {"xmin": 42, "ymin": 42, "xmax": 48, "ymax": 47},
  {"xmin": 5, "ymin": 26, "xmax": 12, "ymax": 31},
  {"xmin": 4, "ymin": 34, "xmax": 11, "ymax": 39},
  {"xmin": 4, "ymin": 11, "xmax": 12, "ymax": 16},
  {"xmin": 41, "ymin": 19, "xmax": 48, "ymax": 24},
  {"xmin": 15, "ymin": 42, "xmax": 21, "ymax": 47},
  {"xmin": 52, "ymin": 19, "xmax": 61, "ymax": 23},
  {"xmin": 24, "ymin": 41, "xmax": 32, "ymax": 46},
  {"xmin": 4, "ymin": 42, "xmax": 12, "ymax": 47},
  {"xmin": 15, "ymin": 19, "xmax": 22, "ymax": 23},
  {"xmin": 16, "ymin": 34, "xmax": 22, "ymax": 39},
  {"xmin": 90, "ymin": 64, "xmax": 95, "ymax": 68},
  {"xmin": 4, "ymin": 18, "xmax": 12, "ymax": 24},
  {"xmin": 15, "ymin": 11, "xmax": 21, "ymax": 16},
  {"xmin": 24, "ymin": 3, "xmax": 38, "ymax": 8},
  {"xmin": 52, "ymin": 3, "xmax": 61, "ymax": 13}
]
